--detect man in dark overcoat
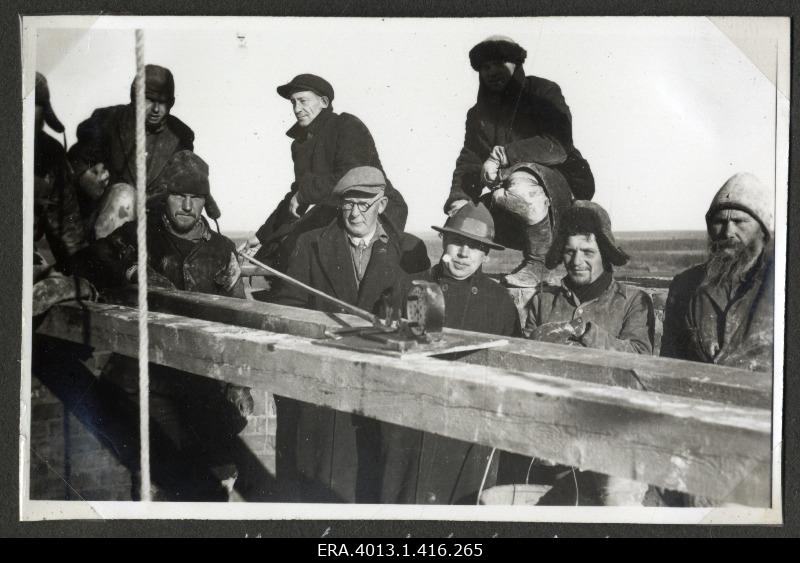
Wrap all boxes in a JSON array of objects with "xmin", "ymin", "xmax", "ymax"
[
  {"xmin": 273, "ymin": 166, "xmax": 428, "ymax": 503},
  {"xmin": 68, "ymin": 64, "xmax": 221, "ymax": 239},
  {"xmin": 243, "ymin": 74, "xmax": 409, "ymax": 272},
  {"xmin": 379, "ymin": 202, "xmax": 521, "ymax": 504},
  {"xmin": 446, "ymin": 36, "xmax": 595, "ymax": 289}
]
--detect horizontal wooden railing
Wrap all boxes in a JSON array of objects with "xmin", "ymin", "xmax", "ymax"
[{"xmin": 35, "ymin": 288, "xmax": 773, "ymax": 507}]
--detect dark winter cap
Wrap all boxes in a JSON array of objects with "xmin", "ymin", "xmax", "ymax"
[
  {"xmin": 276, "ymin": 74, "xmax": 335, "ymax": 101},
  {"xmin": 433, "ymin": 201, "xmax": 504, "ymax": 251},
  {"xmin": 130, "ymin": 65, "xmax": 176, "ymax": 106},
  {"xmin": 35, "ymin": 72, "xmax": 65, "ymax": 133},
  {"xmin": 545, "ymin": 200, "xmax": 629, "ymax": 269},
  {"xmin": 469, "ymin": 35, "xmax": 528, "ymax": 71},
  {"xmin": 159, "ymin": 150, "xmax": 210, "ymax": 197}
]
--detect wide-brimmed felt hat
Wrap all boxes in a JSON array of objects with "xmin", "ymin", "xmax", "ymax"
[
  {"xmin": 35, "ymin": 72, "xmax": 65, "ymax": 133},
  {"xmin": 545, "ymin": 200, "xmax": 629, "ymax": 269},
  {"xmin": 433, "ymin": 201, "xmax": 504, "ymax": 250},
  {"xmin": 277, "ymin": 74, "xmax": 334, "ymax": 101}
]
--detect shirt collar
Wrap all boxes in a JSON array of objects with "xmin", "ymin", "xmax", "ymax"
[{"xmin": 347, "ymin": 221, "xmax": 387, "ymax": 248}]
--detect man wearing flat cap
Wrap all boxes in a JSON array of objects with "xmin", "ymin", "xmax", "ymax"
[
  {"xmin": 244, "ymin": 73, "xmax": 409, "ymax": 273},
  {"xmin": 33, "ymin": 71, "xmax": 86, "ymax": 271},
  {"xmin": 446, "ymin": 35, "xmax": 595, "ymax": 289},
  {"xmin": 68, "ymin": 64, "xmax": 221, "ymax": 240},
  {"xmin": 71, "ymin": 150, "xmax": 253, "ymax": 501},
  {"xmin": 273, "ymin": 166, "xmax": 428, "ymax": 503},
  {"xmin": 499, "ymin": 200, "xmax": 654, "ymax": 506},
  {"xmin": 662, "ymin": 173, "xmax": 774, "ymax": 373},
  {"xmin": 379, "ymin": 202, "xmax": 521, "ymax": 505}
]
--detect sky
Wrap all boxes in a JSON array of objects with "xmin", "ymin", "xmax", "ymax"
[{"xmin": 26, "ymin": 16, "xmax": 789, "ymax": 235}]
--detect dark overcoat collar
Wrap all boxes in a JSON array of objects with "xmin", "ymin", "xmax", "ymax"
[{"xmin": 316, "ymin": 217, "xmax": 399, "ymax": 308}]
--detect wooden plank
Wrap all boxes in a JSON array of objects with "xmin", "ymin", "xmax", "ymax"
[
  {"xmin": 37, "ymin": 301, "xmax": 771, "ymax": 505},
  {"xmin": 113, "ymin": 288, "xmax": 772, "ymax": 409}
]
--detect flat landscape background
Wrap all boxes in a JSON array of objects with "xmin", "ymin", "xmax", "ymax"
[{"xmin": 228, "ymin": 229, "xmax": 707, "ymax": 282}]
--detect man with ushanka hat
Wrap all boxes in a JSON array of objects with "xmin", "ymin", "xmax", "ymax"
[
  {"xmin": 446, "ymin": 35, "xmax": 596, "ymax": 289},
  {"xmin": 68, "ymin": 64, "xmax": 222, "ymax": 241},
  {"xmin": 497, "ymin": 200, "xmax": 654, "ymax": 506},
  {"xmin": 378, "ymin": 201, "xmax": 520, "ymax": 505},
  {"xmin": 272, "ymin": 165, "xmax": 428, "ymax": 503},
  {"xmin": 71, "ymin": 150, "xmax": 254, "ymax": 502},
  {"xmin": 661, "ymin": 173, "xmax": 774, "ymax": 374},
  {"xmin": 241, "ymin": 73, "xmax": 409, "ymax": 274}
]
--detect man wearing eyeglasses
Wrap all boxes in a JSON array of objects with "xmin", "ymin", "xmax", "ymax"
[{"xmin": 273, "ymin": 166, "xmax": 429, "ymax": 503}]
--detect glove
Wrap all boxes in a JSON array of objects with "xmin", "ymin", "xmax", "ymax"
[{"xmin": 528, "ymin": 318, "xmax": 586, "ymax": 345}]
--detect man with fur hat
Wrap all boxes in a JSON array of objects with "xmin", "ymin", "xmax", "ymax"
[
  {"xmin": 71, "ymin": 150, "xmax": 252, "ymax": 501},
  {"xmin": 33, "ymin": 71, "xmax": 86, "ymax": 271},
  {"xmin": 379, "ymin": 201, "xmax": 521, "ymax": 505},
  {"xmin": 273, "ymin": 166, "xmax": 428, "ymax": 503},
  {"xmin": 446, "ymin": 35, "xmax": 595, "ymax": 289},
  {"xmin": 502, "ymin": 200, "xmax": 654, "ymax": 505},
  {"xmin": 661, "ymin": 173, "xmax": 774, "ymax": 373},
  {"xmin": 242, "ymin": 73, "xmax": 409, "ymax": 273},
  {"xmin": 68, "ymin": 64, "xmax": 221, "ymax": 240}
]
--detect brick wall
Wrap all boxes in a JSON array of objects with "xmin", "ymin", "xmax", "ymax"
[{"xmin": 29, "ymin": 346, "xmax": 278, "ymax": 501}]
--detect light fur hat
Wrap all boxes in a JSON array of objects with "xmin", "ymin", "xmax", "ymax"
[{"xmin": 705, "ymin": 173, "xmax": 774, "ymax": 236}]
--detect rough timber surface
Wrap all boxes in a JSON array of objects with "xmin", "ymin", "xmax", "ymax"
[
  {"xmin": 37, "ymin": 300, "xmax": 771, "ymax": 505},
  {"xmin": 314, "ymin": 332, "xmax": 508, "ymax": 358},
  {"xmin": 111, "ymin": 288, "xmax": 771, "ymax": 408}
]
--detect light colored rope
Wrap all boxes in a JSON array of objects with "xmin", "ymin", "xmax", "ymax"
[{"xmin": 134, "ymin": 28, "xmax": 151, "ymax": 503}]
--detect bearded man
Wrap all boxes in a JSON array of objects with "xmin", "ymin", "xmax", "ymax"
[{"xmin": 661, "ymin": 172, "xmax": 774, "ymax": 372}]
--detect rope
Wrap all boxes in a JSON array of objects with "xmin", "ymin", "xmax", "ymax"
[
  {"xmin": 475, "ymin": 447, "xmax": 497, "ymax": 505},
  {"xmin": 134, "ymin": 28, "xmax": 151, "ymax": 502}
]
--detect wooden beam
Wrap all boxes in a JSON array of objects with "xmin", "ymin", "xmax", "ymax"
[
  {"xmin": 37, "ymin": 301, "xmax": 771, "ymax": 505},
  {"xmin": 113, "ymin": 288, "xmax": 772, "ymax": 409}
]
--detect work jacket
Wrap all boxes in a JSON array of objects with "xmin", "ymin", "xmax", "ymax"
[
  {"xmin": 525, "ymin": 277, "xmax": 655, "ymax": 355},
  {"xmin": 69, "ymin": 104, "xmax": 195, "ymax": 196},
  {"xmin": 380, "ymin": 264, "xmax": 521, "ymax": 504},
  {"xmin": 72, "ymin": 215, "xmax": 243, "ymax": 298},
  {"xmin": 34, "ymin": 130, "xmax": 86, "ymax": 268},
  {"xmin": 661, "ymin": 254, "xmax": 774, "ymax": 373}
]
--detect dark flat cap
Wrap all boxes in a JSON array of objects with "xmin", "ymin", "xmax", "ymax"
[{"xmin": 277, "ymin": 74, "xmax": 334, "ymax": 101}]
